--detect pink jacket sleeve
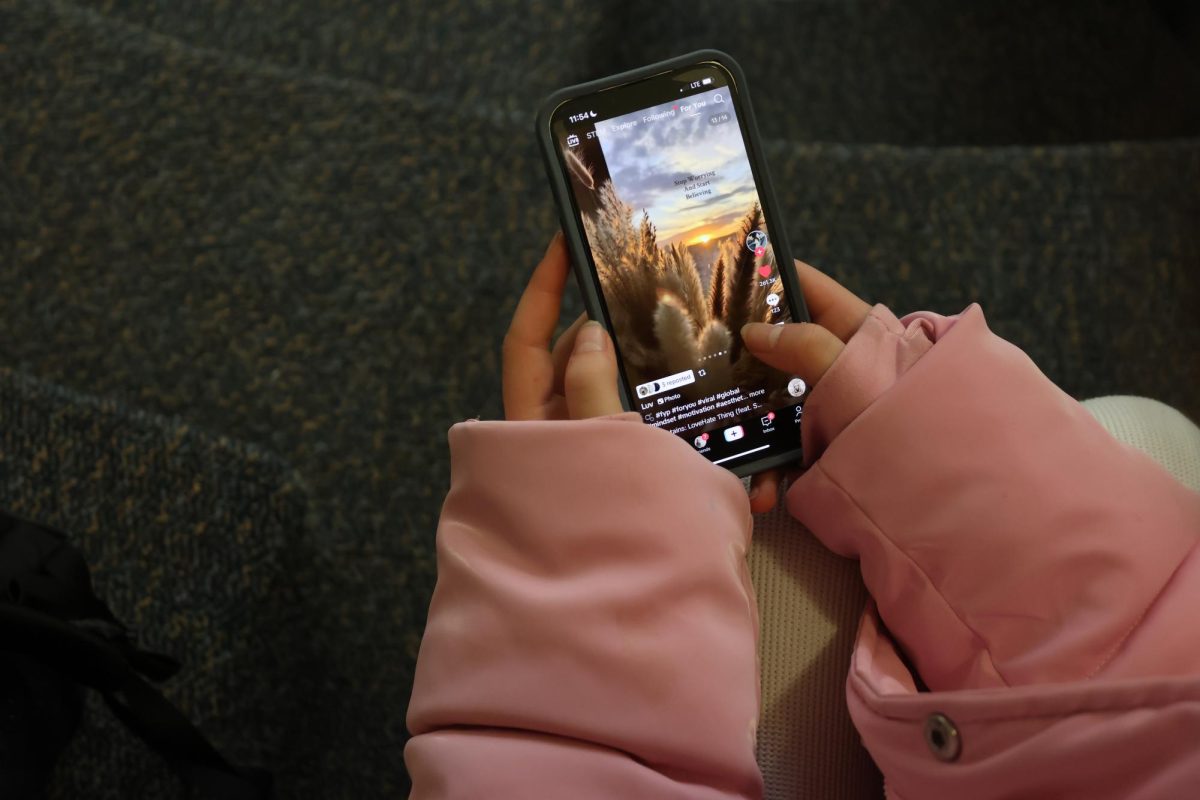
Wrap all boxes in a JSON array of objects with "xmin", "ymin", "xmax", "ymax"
[
  {"xmin": 408, "ymin": 303, "xmax": 1200, "ymax": 799},
  {"xmin": 788, "ymin": 304, "xmax": 1200, "ymax": 799},
  {"xmin": 406, "ymin": 418, "xmax": 764, "ymax": 799}
]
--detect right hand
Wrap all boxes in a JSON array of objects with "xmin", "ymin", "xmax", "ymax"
[{"xmin": 740, "ymin": 261, "xmax": 872, "ymax": 513}]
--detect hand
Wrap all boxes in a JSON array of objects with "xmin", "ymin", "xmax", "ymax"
[
  {"xmin": 741, "ymin": 261, "xmax": 872, "ymax": 513},
  {"xmin": 502, "ymin": 238, "xmax": 870, "ymax": 509},
  {"xmin": 503, "ymin": 233, "xmax": 624, "ymax": 420}
]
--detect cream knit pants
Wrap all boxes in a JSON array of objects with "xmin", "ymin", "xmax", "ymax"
[{"xmin": 748, "ymin": 396, "xmax": 1200, "ymax": 800}]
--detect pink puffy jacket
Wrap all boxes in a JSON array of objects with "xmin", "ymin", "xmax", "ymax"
[{"xmin": 406, "ymin": 305, "xmax": 1200, "ymax": 799}]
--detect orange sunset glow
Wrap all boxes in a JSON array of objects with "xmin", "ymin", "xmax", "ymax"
[{"xmin": 684, "ymin": 221, "xmax": 740, "ymax": 246}]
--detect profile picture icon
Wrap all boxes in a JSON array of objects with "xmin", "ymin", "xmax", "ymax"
[{"xmin": 745, "ymin": 230, "xmax": 768, "ymax": 254}]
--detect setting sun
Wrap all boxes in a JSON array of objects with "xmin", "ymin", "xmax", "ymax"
[{"xmin": 678, "ymin": 220, "xmax": 741, "ymax": 247}]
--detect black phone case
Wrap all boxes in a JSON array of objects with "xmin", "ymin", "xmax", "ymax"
[{"xmin": 535, "ymin": 49, "xmax": 809, "ymax": 477}]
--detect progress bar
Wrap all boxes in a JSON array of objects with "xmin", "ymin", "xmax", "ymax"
[{"xmin": 713, "ymin": 444, "xmax": 770, "ymax": 465}]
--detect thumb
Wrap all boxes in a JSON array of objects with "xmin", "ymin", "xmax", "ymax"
[
  {"xmin": 564, "ymin": 322, "xmax": 625, "ymax": 419},
  {"xmin": 741, "ymin": 321, "xmax": 845, "ymax": 387}
]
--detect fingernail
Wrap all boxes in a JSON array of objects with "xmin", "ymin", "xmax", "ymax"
[
  {"xmin": 749, "ymin": 486, "xmax": 760, "ymax": 500},
  {"xmin": 544, "ymin": 230, "xmax": 563, "ymax": 257},
  {"xmin": 575, "ymin": 321, "xmax": 605, "ymax": 353},
  {"xmin": 742, "ymin": 322, "xmax": 783, "ymax": 351}
]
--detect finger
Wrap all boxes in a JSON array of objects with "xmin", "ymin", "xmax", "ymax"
[
  {"xmin": 741, "ymin": 321, "xmax": 845, "ymax": 387},
  {"xmin": 794, "ymin": 260, "xmax": 872, "ymax": 343},
  {"xmin": 564, "ymin": 322, "xmax": 624, "ymax": 419},
  {"xmin": 749, "ymin": 470, "xmax": 781, "ymax": 514},
  {"xmin": 551, "ymin": 312, "xmax": 589, "ymax": 395},
  {"xmin": 503, "ymin": 233, "xmax": 569, "ymax": 420}
]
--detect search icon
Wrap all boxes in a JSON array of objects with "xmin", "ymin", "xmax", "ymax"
[{"xmin": 713, "ymin": 93, "xmax": 724, "ymax": 103}]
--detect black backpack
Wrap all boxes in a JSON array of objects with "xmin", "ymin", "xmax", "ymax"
[{"xmin": 0, "ymin": 511, "xmax": 271, "ymax": 798}]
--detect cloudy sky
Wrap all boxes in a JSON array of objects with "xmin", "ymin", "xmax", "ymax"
[{"xmin": 594, "ymin": 87, "xmax": 760, "ymax": 246}]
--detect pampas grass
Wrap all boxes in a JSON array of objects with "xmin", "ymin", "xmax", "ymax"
[
  {"xmin": 564, "ymin": 148, "xmax": 595, "ymax": 190},
  {"xmin": 585, "ymin": 181, "xmax": 786, "ymax": 401},
  {"xmin": 654, "ymin": 293, "xmax": 702, "ymax": 376},
  {"xmin": 723, "ymin": 203, "xmax": 762, "ymax": 362},
  {"xmin": 708, "ymin": 255, "xmax": 727, "ymax": 321}
]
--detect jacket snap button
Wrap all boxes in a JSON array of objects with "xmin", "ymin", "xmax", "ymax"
[{"xmin": 924, "ymin": 713, "xmax": 961, "ymax": 762}]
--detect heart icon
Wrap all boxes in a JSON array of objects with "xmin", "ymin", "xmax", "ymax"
[{"xmin": 757, "ymin": 265, "xmax": 771, "ymax": 277}]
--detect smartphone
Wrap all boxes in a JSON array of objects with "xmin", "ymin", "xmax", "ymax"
[{"xmin": 536, "ymin": 50, "xmax": 809, "ymax": 477}]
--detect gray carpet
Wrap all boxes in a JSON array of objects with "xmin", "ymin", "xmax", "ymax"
[
  {"xmin": 1, "ymin": 0, "xmax": 1198, "ymax": 796},
  {"xmin": 0, "ymin": 368, "xmax": 316, "ymax": 797}
]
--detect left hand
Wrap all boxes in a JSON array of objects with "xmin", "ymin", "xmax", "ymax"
[{"xmin": 502, "ymin": 233, "xmax": 624, "ymax": 421}]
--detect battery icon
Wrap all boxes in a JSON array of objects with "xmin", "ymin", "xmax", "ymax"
[{"xmin": 702, "ymin": 78, "xmax": 713, "ymax": 85}]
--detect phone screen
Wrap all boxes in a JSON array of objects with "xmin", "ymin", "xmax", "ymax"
[{"xmin": 549, "ymin": 61, "xmax": 806, "ymax": 471}]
